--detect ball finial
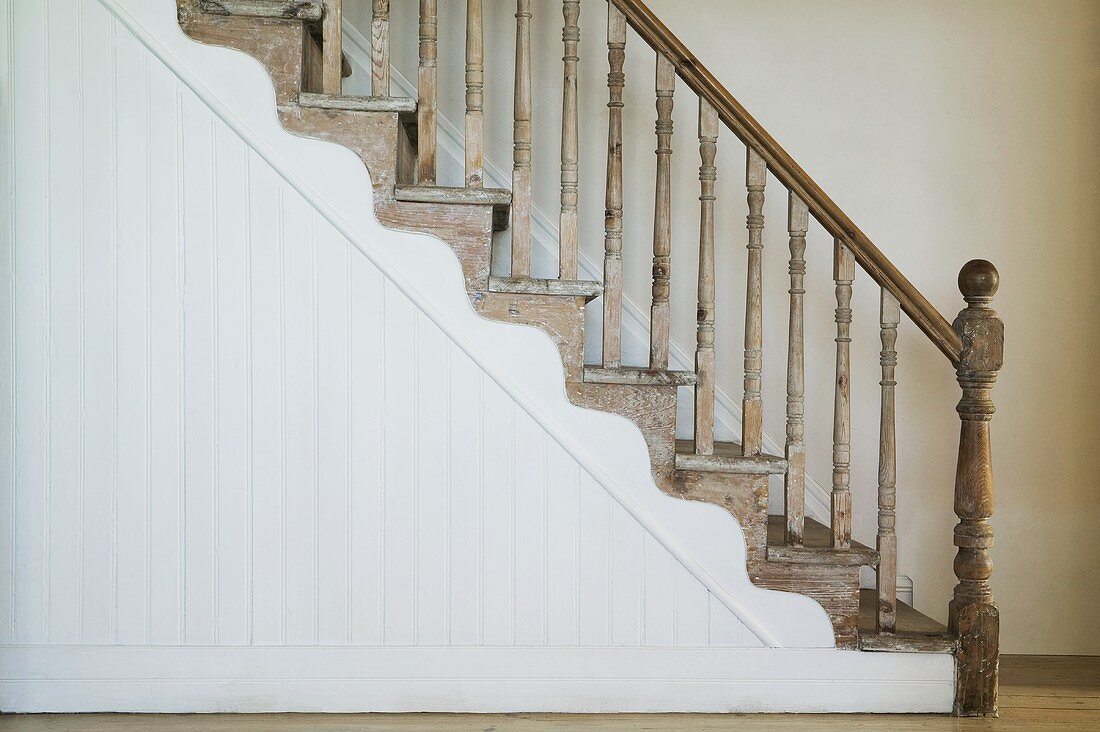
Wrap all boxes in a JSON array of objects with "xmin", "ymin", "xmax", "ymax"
[{"xmin": 958, "ymin": 259, "xmax": 999, "ymax": 305}]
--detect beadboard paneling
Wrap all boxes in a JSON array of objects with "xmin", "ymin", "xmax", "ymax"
[{"xmin": 0, "ymin": 0, "xmax": 767, "ymax": 652}]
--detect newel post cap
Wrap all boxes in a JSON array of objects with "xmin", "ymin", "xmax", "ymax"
[
  {"xmin": 954, "ymin": 260, "xmax": 1003, "ymax": 373},
  {"xmin": 959, "ymin": 259, "xmax": 999, "ymax": 306}
]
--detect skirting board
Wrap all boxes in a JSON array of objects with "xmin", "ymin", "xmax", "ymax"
[{"xmin": 0, "ymin": 645, "xmax": 954, "ymax": 713}]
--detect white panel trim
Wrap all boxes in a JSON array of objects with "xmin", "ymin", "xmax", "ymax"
[
  {"xmin": 0, "ymin": 645, "xmax": 954, "ymax": 713},
  {"xmin": 339, "ymin": 20, "xmax": 834, "ymax": 525},
  {"xmin": 95, "ymin": 0, "xmax": 834, "ymax": 649}
]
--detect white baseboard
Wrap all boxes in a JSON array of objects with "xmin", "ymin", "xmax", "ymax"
[{"xmin": 0, "ymin": 645, "xmax": 954, "ymax": 713}]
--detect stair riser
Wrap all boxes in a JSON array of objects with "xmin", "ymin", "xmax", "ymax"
[
  {"xmin": 473, "ymin": 293, "xmax": 586, "ymax": 402},
  {"xmin": 280, "ymin": 106, "xmax": 401, "ymax": 192},
  {"xmin": 581, "ymin": 384, "xmax": 677, "ymax": 481},
  {"xmin": 751, "ymin": 562, "xmax": 860, "ymax": 649},
  {"xmin": 180, "ymin": 1, "xmax": 309, "ymax": 105},
  {"xmin": 671, "ymin": 471, "xmax": 768, "ymax": 562}
]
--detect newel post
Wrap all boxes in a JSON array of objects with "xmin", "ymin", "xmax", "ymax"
[{"xmin": 949, "ymin": 259, "xmax": 1003, "ymax": 717}]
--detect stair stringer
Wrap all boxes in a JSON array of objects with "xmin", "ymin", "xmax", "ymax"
[
  {"xmin": 126, "ymin": 0, "xmax": 832, "ymax": 650},
  {"xmin": 0, "ymin": 0, "xmax": 953, "ymax": 713}
]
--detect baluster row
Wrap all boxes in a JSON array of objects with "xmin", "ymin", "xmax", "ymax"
[{"xmin": 395, "ymin": 0, "xmax": 902, "ymax": 631}]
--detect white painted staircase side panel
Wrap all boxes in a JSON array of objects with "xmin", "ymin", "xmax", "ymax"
[{"xmin": 0, "ymin": 0, "xmax": 952, "ymax": 713}]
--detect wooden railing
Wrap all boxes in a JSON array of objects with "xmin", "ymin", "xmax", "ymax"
[{"xmin": 320, "ymin": 0, "xmax": 1004, "ymax": 716}]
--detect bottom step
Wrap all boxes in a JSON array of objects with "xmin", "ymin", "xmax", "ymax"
[{"xmin": 858, "ymin": 588, "xmax": 957, "ymax": 653}]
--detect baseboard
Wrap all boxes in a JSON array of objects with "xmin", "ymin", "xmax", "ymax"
[{"xmin": 0, "ymin": 645, "xmax": 954, "ymax": 713}]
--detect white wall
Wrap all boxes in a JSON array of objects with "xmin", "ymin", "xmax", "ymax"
[
  {"xmin": 0, "ymin": 0, "xmax": 963, "ymax": 714},
  {"xmin": 346, "ymin": 0, "xmax": 1100, "ymax": 656}
]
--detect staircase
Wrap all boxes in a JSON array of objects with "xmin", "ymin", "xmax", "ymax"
[{"xmin": 180, "ymin": 0, "xmax": 1003, "ymax": 716}]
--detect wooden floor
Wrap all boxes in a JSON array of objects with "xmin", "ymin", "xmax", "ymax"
[{"xmin": 2, "ymin": 656, "xmax": 1096, "ymax": 730}]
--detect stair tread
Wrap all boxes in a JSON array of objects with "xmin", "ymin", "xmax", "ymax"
[
  {"xmin": 394, "ymin": 185, "xmax": 511, "ymax": 207},
  {"xmin": 298, "ymin": 93, "xmax": 416, "ymax": 114},
  {"xmin": 857, "ymin": 589, "xmax": 956, "ymax": 653},
  {"xmin": 583, "ymin": 366, "xmax": 697, "ymax": 387},
  {"xmin": 488, "ymin": 276, "xmax": 602, "ymax": 301},
  {"xmin": 765, "ymin": 515, "xmax": 879, "ymax": 566},
  {"xmin": 674, "ymin": 440, "xmax": 787, "ymax": 475},
  {"xmin": 200, "ymin": 0, "xmax": 323, "ymax": 22}
]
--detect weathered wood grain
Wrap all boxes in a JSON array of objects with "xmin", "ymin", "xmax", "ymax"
[
  {"xmin": 671, "ymin": 472, "xmax": 769, "ymax": 562},
  {"xmin": 371, "ymin": 0, "xmax": 391, "ymax": 96},
  {"xmin": 583, "ymin": 366, "xmax": 695, "ymax": 387},
  {"xmin": 601, "ymin": 3, "xmax": 627, "ymax": 368},
  {"xmin": 417, "ymin": 0, "xmax": 438, "ymax": 184},
  {"xmin": 877, "ymin": 288, "xmax": 900, "ymax": 633},
  {"xmin": 488, "ymin": 277, "xmax": 600, "ymax": 301},
  {"xmin": 831, "ymin": 239, "xmax": 855, "ymax": 550},
  {"xmin": 558, "ymin": 0, "xmax": 581, "ymax": 280},
  {"xmin": 751, "ymin": 561, "xmax": 860, "ymax": 648},
  {"xmin": 783, "ymin": 192, "xmax": 809, "ymax": 547},
  {"xmin": 511, "ymin": 0, "xmax": 534, "ymax": 277},
  {"xmin": 474, "ymin": 293, "xmax": 587, "ymax": 399},
  {"xmin": 694, "ymin": 99, "xmax": 718, "ymax": 455},
  {"xmin": 297, "ymin": 92, "xmax": 414, "ymax": 114},
  {"xmin": 674, "ymin": 439, "xmax": 786, "ymax": 475},
  {"xmin": 199, "ymin": 0, "xmax": 322, "ymax": 21},
  {"xmin": 581, "ymin": 383, "xmax": 677, "ymax": 478},
  {"xmin": 950, "ymin": 259, "xmax": 1003, "ymax": 717},
  {"xmin": 321, "ymin": 0, "xmax": 342, "ymax": 94},
  {"xmin": 181, "ymin": 12, "xmax": 308, "ymax": 104},
  {"xmin": 858, "ymin": 589, "xmax": 956, "ymax": 654},
  {"xmin": 464, "ymin": 0, "xmax": 484, "ymax": 188},
  {"xmin": 649, "ymin": 53, "xmax": 675, "ymax": 369},
  {"xmin": 741, "ymin": 147, "xmax": 766, "ymax": 456}
]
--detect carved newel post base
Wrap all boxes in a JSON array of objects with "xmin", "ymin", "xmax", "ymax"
[{"xmin": 949, "ymin": 259, "xmax": 1003, "ymax": 717}]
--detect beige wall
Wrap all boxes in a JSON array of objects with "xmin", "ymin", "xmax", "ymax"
[{"xmin": 349, "ymin": 0, "xmax": 1100, "ymax": 655}]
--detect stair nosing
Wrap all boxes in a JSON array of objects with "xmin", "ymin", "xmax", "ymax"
[
  {"xmin": 297, "ymin": 92, "xmax": 416, "ymax": 114},
  {"xmin": 674, "ymin": 450, "xmax": 788, "ymax": 476},
  {"xmin": 487, "ymin": 276, "xmax": 602, "ymax": 301},
  {"xmin": 394, "ymin": 184, "xmax": 511, "ymax": 207},
  {"xmin": 766, "ymin": 543, "xmax": 880, "ymax": 567},
  {"xmin": 199, "ymin": 0, "xmax": 323, "ymax": 22},
  {"xmin": 583, "ymin": 366, "xmax": 697, "ymax": 387}
]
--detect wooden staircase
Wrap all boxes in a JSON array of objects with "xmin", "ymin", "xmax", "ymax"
[{"xmin": 178, "ymin": 0, "xmax": 1004, "ymax": 716}]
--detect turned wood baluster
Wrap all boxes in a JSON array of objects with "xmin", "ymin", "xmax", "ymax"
[
  {"xmin": 694, "ymin": 100, "xmax": 718, "ymax": 455},
  {"xmin": 650, "ymin": 54, "xmax": 675, "ymax": 369},
  {"xmin": 465, "ymin": 0, "xmax": 484, "ymax": 188},
  {"xmin": 783, "ymin": 192, "xmax": 809, "ymax": 545},
  {"xmin": 950, "ymin": 260, "xmax": 1003, "ymax": 717},
  {"xmin": 742, "ymin": 148, "xmax": 767, "ymax": 455},
  {"xmin": 511, "ymin": 0, "xmax": 533, "ymax": 276},
  {"xmin": 370, "ymin": 0, "xmax": 390, "ymax": 96},
  {"xmin": 417, "ymin": 0, "xmax": 438, "ymax": 185},
  {"xmin": 602, "ymin": 4, "xmax": 626, "ymax": 368},
  {"xmin": 322, "ymin": 0, "xmax": 343, "ymax": 94},
  {"xmin": 877, "ymin": 288, "xmax": 900, "ymax": 632},
  {"xmin": 831, "ymin": 239, "xmax": 855, "ymax": 549},
  {"xmin": 559, "ymin": 0, "xmax": 581, "ymax": 280}
]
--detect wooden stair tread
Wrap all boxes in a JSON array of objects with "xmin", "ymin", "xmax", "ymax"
[
  {"xmin": 674, "ymin": 440, "xmax": 787, "ymax": 475},
  {"xmin": 394, "ymin": 185, "xmax": 511, "ymax": 207},
  {"xmin": 200, "ymin": 0, "xmax": 323, "ymax": 22},
  {"xmin": 584, "ymin": 366, "xmax": 696, "ymax": 387},
  {"xmin": 857, "ymin": 589, "xmax": 956, "ymax": 653},
  {"xmin": 765, "ymin": 514, "xmax": 879, "ymax": 567},
  {"xmin": 298, "ymin": 93, "xmax": 416, "ymax": 114},
  {"xmin": 488, "ymin": 277, "xmax": 602, "ymax": 302},
  {"xmin": 395, "ymin": 186, "xmax": 512, "ymax": 232}
]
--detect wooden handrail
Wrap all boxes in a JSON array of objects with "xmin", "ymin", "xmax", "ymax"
[{"xmin": 609, "ymin": 0, "xmax": 963, "ymax": 362}]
